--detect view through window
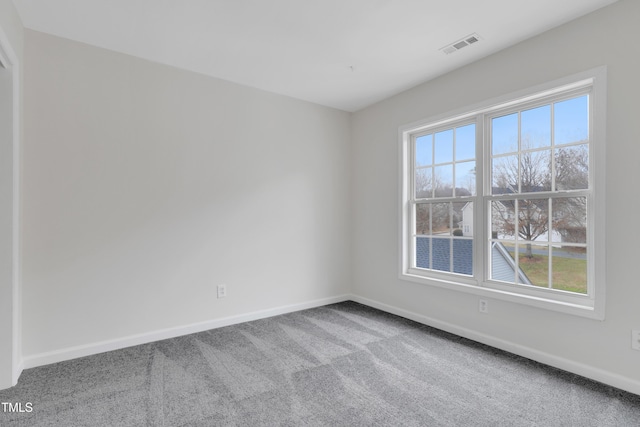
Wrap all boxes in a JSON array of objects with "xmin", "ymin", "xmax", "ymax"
[
  {"xmin": 489, "ymin": 95, "xmax": 588, "ymax": 294},
  {"xmin": 402, "ymin": 70, "xmax": 605, "ymax": 316}
]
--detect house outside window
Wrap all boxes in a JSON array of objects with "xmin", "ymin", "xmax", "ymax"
[{"xmin": 400, "ymin": 68, "xmax": 606, "ymax": 319}]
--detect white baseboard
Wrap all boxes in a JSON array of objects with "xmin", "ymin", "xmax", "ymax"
[
  {"xmin": 12, "ymin": 359, "xmax": 23, "ymax": 387},
  {"xmin": 0, "ymin": 361, "xmax": 22, "ymax": 391},
  {"xmin": 350, "ymin": 294, "xmax": 640, "ymax": 397},
  {"xmin": 22, "ymin": 294, "xmax": 351, "ymax": 370},
  {"xmin": 20, "ymin": 293, "xmax": 640, "ymax": 397}
]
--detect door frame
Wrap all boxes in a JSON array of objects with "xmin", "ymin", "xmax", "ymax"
[{"xmin": 0, "ymin": 22, "xmax": 22, "ymax": 389}]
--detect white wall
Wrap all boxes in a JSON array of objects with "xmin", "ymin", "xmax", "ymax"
[
  {"xmin": 0, "ymin": 0, "xmax": 23, "ymax": 390},
  {"xmin": 21, "ymin": 30, "xmax": 351, "ymax": 358},
  {"xmin": 351, "ymin": 0, "xmax": 640, "ymax": 392}
]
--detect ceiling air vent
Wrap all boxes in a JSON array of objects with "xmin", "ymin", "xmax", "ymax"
[{"xmin": 440, "ymin": 33, "xmax": 481, "ymax": 55}]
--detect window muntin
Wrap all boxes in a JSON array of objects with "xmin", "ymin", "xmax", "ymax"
[
  {"xmin": 414, "ymin": 123, "xmax": 477, "ymax": 200},
  {"xmin": 401, "ymin": 72, "xmax": 604, "ymax": 316},
  {"xmin": 488, "ymin": 93, "xmax": 589, "ymax": 295},
  {"xmin": 412, "ymin": 123, "xmax": 476, "ymax": 276},
  {"xmin": 490, "ymin": 94, "xmax": 589, "ymax": 195}
]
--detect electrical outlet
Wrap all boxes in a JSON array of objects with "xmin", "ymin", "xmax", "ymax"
[
  {"xmin": 479, "ymin": 299, "xmax": 488, "ymax": 314},
  {"xmin": 217, "ymin": 284, "xmax": 227, "ymax": 299},
  {"xmin": 632, "ymin": 330, "xmax": 640, "ymax": 351}
]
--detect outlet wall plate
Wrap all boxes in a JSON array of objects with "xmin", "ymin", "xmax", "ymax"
[
  {"xmin": 479, "ymin": 299, "xmax": 488, "ymax": 313},
  {"xmin": 632, "ymin": 330, "xmax": 640, "ymax": 351},
  {"xmin": 217, "ymin": 284, "xmax": 227, "ymax": 299}
]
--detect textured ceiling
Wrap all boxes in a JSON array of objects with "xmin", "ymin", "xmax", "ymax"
[{"xmin": 12, "ymin": 0, "xmax": 618, "ymax": 111}]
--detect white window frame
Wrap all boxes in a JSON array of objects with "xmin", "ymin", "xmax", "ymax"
[{"xmin": 399, "ymin": 67, "xmax": 606, "ymax": 319}]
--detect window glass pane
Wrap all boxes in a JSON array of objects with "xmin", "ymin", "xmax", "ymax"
[
  {"xmin": 490, "ymin": 241, "xmax": 516, "ymax": 283},
  {"xmin": 517, "ymin": 199, "xmax": 550, "ymax": 243},
  {"xmin": 453, "ymin": 239, "xmax": 473, "ymax": 275},
  {"xmin": 415, "ymin": 236, "xmax": 430, "ymax": 269},
  {"xmin": 452, "ymin": 202, "xmax": 469, "ymax": 237},
  {"xmin": 432, "ymin": 237, "xmax": 450, "ymax": 272},
  {"xmin": 415, "ymin": 167, "xmax": 432, "ymax": 198},
  {"xmin": 416, "ymin": 134, "xmax": 433, "ymax": 167},
  {"xmin": 551, "ymin": 246, "xmax": 587, "ymax": 294},
  {"xmin": 415, "ymin": 204, "xmax": 431, "ymax": 235},
  {"xmin": 552, "ymin": 197, "xmax": 586, "ymax": 244},
  {"xmin": 434, "ymin": 164, "xmax": 453, "ymax": 197},
  {"xmin": 555, "ymin": 144, "xmax": 588, "ymax": 190},
  {"xmin": 460, "ymin": 202, "xmax": 474, "ymax": 237},
  {"xmin": 517, "ymin": 244, "xmax": 548, "ymax": 286},
  {"xmin": 492, "ymin": 113, "xmax": 518, "ymax": 155},
  {"xmin": 554, "ymin": 95, "xmax": 588, "ymax": 146},
  {"xmin": 491, "ymin": 200, "xmax": 515, "ymax": 239},
  {"xmin": 434, "ymin": 129, "xmax": 453, "ymax": 164},
  {"xmin": 520, "ymin": 150, "xmax": 551, "ymax": 193},
  {"xmin": 521, "ymin": 105, "xmax": 551, "ymax": 149},
  {"xmin": 432, "ymin": 202, "xmax": 451, "ymax": 235},
  {"xmin": 456, "ymin": 124, "xmax": 475, "ymax": 161},
  {"xmin": 455, "ymin": 161, "xmax": 476, "ymax": 196},
  {"xmin": 492, "ymin": 155, "xmax": 518, "ymax": 194}
]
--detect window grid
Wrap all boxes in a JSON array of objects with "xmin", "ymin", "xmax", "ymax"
[
  {"xmin": 406, "ymin": 86, "xmax": 594, "ymax": 301},
  {"xmin": 412, "ymin": 200, "xmax": 475, "ymax": 275},
  {"xmin": 486, "ymin": 91, "xmax": 590, "ymax": 296},
  {"xmin": 411, "ymin": 122, "xmax": 476, "ymax": 277},
  {"xmin": 401, "ymin": 69, "xmax": 606, "ymax": 317}
]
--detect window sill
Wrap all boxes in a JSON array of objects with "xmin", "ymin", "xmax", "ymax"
[{"xmin": 400, "ymin": 270, "xmax": 603, "ymax": 320}]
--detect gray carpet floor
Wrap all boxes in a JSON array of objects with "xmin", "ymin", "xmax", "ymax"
[{"xmin": 1, "ymin": 301, "xmax": 639, "ymax": 426}]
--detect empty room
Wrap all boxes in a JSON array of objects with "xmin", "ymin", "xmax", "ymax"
[{"xmin": 1, "ymin": 0, "xmax": 639, "ymax": 425}]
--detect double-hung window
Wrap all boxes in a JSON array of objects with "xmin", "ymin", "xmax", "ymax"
[{"xmin": 400, "ymin": 68, "xmax": 606, "ymax": 318}]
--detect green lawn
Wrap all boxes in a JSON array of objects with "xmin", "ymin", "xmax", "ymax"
[{"xmin": 518, "ymin": 254, "xmax": 587, "ymax": 294}]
